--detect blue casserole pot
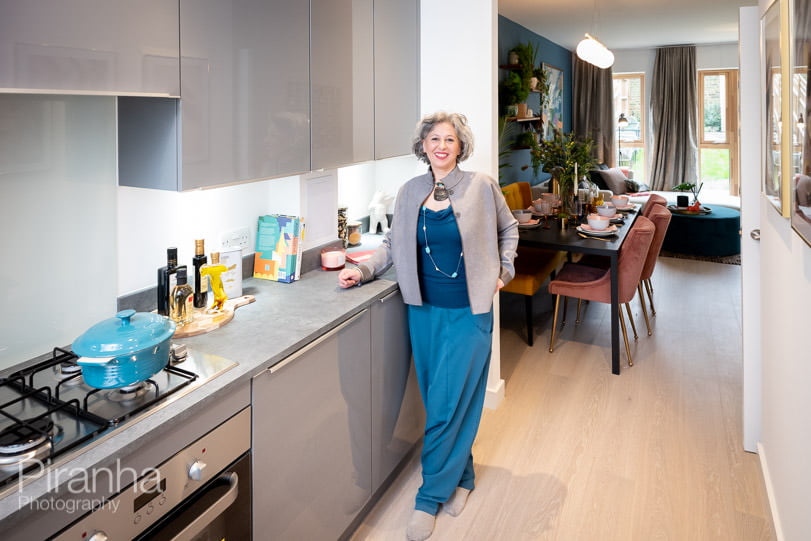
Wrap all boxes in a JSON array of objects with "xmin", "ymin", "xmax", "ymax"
[{"xmin": 72, "ymin": 309, "xmax": 176, "ymax": 389}]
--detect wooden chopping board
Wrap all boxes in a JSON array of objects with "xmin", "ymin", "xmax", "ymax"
[{"xmin": 174, "ymin": 295, "xmax": 255, "ymax": 338}]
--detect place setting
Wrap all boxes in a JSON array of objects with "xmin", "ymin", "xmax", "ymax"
[{"xmin": 576, "ymin": 213, "xmax": 620, "ymax": 240}]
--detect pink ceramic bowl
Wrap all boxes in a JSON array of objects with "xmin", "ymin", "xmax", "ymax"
[
  {"xmin": 595, "ymin": 204, "xmax": 616, "ymax": 217},
  {"xmin": 611, "ymin": 195, "xmax": 630, "ymax": 208},
  {"xmin": 587, "ymin": 214, "xmax": 610, "ymax": 230}
]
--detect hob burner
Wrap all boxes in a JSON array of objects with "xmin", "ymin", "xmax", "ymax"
[
  {"xmin": 106, "ymin": 381, "xmax": 151, "ymax": 402},
  {"xmin": 59, "ymin": 362, "xmax": 82, "ymax": 376},
  {"xmin": 0, "ymin": 418, "xmax": 63, "ymax": 472}
]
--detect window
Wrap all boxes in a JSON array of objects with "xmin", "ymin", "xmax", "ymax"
[
  {"xmin": 613, "ymin": 74, "xmax": 645, "ymax": 181},
  {"xmin": 698, "ymin": 70, "xmax": 739, "ymax": 196}
]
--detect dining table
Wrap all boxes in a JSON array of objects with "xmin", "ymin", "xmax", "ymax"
[{"xmin": 517, "ymin": 204, "xmax": 641, "ymax": 375}]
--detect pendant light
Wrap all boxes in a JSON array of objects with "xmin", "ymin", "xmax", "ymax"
[
  {"xmin": 577, "ymin": 0, "xmax": 614, "ymax": 69},
  {"xmin": 576, "ymin": 34, "xmax": 614, "ymax": 69}
]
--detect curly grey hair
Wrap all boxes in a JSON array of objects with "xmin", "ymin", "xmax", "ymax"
[{"xmin": 411, "ymin": 112, "xmax": 475, "ymax": 165}]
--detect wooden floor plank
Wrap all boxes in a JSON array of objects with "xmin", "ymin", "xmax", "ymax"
[{"xmin": 351, "ymin": 257, "xmax": 775, "ymax": 540}]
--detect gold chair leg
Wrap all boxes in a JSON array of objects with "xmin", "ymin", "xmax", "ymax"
[
  {"xmin": 549, "ymin": 295, "xmax": 561, "ymax": 353},
  {"xmin": 576, "ymin": 299, "xmax": 582, "ymax": 324},
  {"xmin": 561, "ymin": 296, "xmax": 568, "ymax": 327},
  {"xmin": 638, "ymin": 283, "xmax": 652, "ymax": 336},
  {"xmin": 618, "ymin": 307, "xmax": 634, "ymax": 367},
  {"xmin": 625, "ymin": 303, "xmax": 638, "ymax": 341},
  {"xmin": 644, "ymin": 278, "xmax": 656, "ymax": 316}
]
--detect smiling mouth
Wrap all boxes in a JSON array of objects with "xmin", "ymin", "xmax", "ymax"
[{"xmin": 434, "ymin": 152, "xmax": 449, "ymax": 159}]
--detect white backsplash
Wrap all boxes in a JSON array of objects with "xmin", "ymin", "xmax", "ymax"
[{"xmin": 0, "ymin": 94, "xmax": 118, "ymax": 370}]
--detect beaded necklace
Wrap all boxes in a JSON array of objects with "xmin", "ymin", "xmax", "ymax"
[{"xmin": 421, "ymin": 205, "xmax": 464, "ymax": 279}]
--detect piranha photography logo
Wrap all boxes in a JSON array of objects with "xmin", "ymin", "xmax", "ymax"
[{"xmin": 15, "ymin": 459, "xmax": 162, "ymax": 515}]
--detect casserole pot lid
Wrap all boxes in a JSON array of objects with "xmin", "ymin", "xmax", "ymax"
[{"xmin": 72, "ymin": 309, "xmax": 176, "ymax": 357}]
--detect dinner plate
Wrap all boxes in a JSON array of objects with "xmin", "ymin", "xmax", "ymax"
[
  {"xmin": 577, "ymin": 224, "xmax": 618, "ymax": 237},
  {"xmin": 614, "ymin": 204, "xmax": 635, "ymax": 211},
  {"xmin": 518, "ymin": 219, "xmax": 541, "ymax": 229}
]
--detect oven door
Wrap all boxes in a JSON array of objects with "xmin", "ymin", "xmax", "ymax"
[{"xmin": 136, "ymin": 452, "xmax": 251, "ymax": 541}]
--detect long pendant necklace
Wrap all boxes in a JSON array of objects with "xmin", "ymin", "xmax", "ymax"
[
  {"xmin": 433, "ymin": 175, "xmax": 464, "ymax": 201},
  {"xmin": 421, "ymin": 206, "xmax": 463, "ymax": 278}
]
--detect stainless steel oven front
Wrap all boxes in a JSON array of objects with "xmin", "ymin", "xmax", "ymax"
[{"xmin": 54, "ymin": 407, "xmax": 251, "ymax": 541}]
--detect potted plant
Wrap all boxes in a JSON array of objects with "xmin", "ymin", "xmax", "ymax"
[
  {"xmin": 509, "ymin": 42, "xmax": 537, "ymax": 117},
  {"xmin": 672, "ymin": 182, "xmax": 704, "ymax": 210},
  {"xmin": 500, "ymin": 71, "xmax": 528, "ymax": 117},
  {"xmin": 532, "ymin": 130, "xmax": 595, "ymax": 212}
]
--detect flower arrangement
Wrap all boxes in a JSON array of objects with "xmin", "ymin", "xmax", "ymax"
[{"xmin": 532, "ymin": 130, "xmax": 595, "ymax": 192}]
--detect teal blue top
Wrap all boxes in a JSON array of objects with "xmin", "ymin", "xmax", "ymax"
[{"xmin": 417, "ymin": 206, "xmax": 469, "ymax": 308}]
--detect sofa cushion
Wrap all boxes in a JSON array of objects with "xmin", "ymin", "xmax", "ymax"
[{"xmin": 592, "ymin": 168, "xmax": 628, "ymax": 194}]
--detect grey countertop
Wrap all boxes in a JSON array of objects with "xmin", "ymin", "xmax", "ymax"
[{"xmin": 0, "ymin": 266, "xmax": 398, "ymax": 524}]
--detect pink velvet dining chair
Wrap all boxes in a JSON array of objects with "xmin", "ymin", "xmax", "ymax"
[
  {"xmin": 637, "ymin": 204, "xmax": 672, "ymax": 335},
  {"xmin": 642, "ymin": 193, "xmax": 668, "ymax": 218},
  {"xmin": 547, "ymin": 216, "xmax": 655, "ymax": 367}
]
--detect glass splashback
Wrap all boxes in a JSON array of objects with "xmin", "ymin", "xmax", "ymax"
[{"xmin": 0, "ymin": 94, "xmax": 117, "ymax": 371}]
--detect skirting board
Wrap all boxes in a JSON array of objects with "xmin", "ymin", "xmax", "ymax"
[
  {"xmin": 484, "ymin": 378, "xmax": 505, "ymax": 410},
  {"xmin": 758, "ymin": 442, "xmax": 784, "ymax": 541}
]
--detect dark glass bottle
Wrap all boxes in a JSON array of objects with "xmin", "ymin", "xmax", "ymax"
[
  {"xmin": 156, "ymin": 247, "xmax": 178, "ymax": 316},
  {"xmin": 192, "ymin": 239, "xmax": 208, "ymax": 308}
]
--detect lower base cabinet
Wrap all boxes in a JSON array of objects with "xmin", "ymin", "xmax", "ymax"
[
  {"xmin": 251, "ymin": 291, "xmax": 424, "ymax": 540},
  {"xmin": 252, "ymin": 310, "xmax": 372, "ymax": 540},
  {"xmin": 371, "ymin": 291, "xmax": 424, "ymax": 491}
]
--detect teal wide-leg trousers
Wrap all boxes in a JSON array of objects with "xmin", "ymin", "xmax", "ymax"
[{"xmin": 408, "ymin": 303, "xmax": 493, "ymax": 515}]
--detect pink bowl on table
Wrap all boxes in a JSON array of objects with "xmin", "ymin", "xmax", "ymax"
[
  {"xmin": 595, "ymin": 204, "xmax": 616, "ymax": 217},
  {"xmin": 587, "ymin": 214, "xmax": 611, "ymax": 230},
  {"xmin": 611, "ymin": 195, "xmax": 630, "ymax": 208}
]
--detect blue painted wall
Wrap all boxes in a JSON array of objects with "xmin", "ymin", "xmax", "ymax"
[{"xmin": 498, "ymin": 15, "xmax": 572, "ymax": 186}]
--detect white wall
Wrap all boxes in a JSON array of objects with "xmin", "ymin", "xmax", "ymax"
[{"xmin": 755, "ymin": 0, "xmax": 811, "ymax": 537}]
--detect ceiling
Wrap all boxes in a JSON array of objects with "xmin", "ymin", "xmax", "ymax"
[{"xmin": 498, "ymin": 0, "xmax": 758, "ymax": 51}]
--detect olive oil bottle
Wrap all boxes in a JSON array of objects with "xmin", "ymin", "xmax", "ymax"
[{"xmin": 170, "ymin": 266, "xmax": 194, "ymax": 325}]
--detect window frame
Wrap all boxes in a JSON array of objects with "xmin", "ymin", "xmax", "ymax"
[
  {"xmin": 613, "ymin": 73, "xmax": 645, "ymax": 175},
  {"xmin": 698, "ymin": 69, "xmax": 739, "ymax": 196}
]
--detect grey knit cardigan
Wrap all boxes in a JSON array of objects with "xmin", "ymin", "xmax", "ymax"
[{"xmin": 357, "ymin": 167, "xmax": 519, "ymax": 315}]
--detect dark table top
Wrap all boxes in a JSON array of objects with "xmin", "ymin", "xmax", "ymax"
[{"xmin": 518, "ymin": 205, "xmax": 641, "ymax": 256}]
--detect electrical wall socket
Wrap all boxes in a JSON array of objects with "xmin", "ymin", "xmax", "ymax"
[{"xmin": 221, "ymin": 227, "xmax": 252, "ymax": 251}]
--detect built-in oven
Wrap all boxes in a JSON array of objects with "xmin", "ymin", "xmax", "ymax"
[{"xmin": 53, "ymin": 407, "xmax": 251, "ymax": 541}]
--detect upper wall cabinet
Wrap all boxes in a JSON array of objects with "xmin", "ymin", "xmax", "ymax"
[
  {"xmin": 180, "ymin": 0, "xmax": 310, "ymax": 190},
  {"xmin": 311, "ymin": 0, "xmax": 374, "ymax": 170},
  {"xmin": 374, "ymin": 0, "xmax": 419, "ymax": 160},
  {"xmin": 0, "ymin": 1, "xmax": 179, "ymax": 96}
]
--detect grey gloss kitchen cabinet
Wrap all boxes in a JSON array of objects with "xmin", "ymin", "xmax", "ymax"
[
  {"xmin": 371, "ymin": 290, "xmax": 424, "ymax": 491},
  {"xmin": 179, "ymin": 0, "xmax": 310, "ymax": 190},
  {"xmin": 374, "ymin": 0, "xmax": 420, "ymax": 159},
  {"xmin": 252, "ymin": 310, "xmax": 372, "ymax": 540},
  {"xmin": 311, "ymin": 0, "xmax": 374, "ymax": 170},
  {"xmin": 0, "ymin": 1, "xmax": 179, "ymax": 96}
]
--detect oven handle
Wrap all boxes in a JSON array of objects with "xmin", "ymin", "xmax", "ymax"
[{"xmin": 169, "ymin": 472, "xmax": 239, "ymax": 541}]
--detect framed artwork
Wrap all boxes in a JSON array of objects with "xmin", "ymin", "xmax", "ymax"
[
  {"xmin": 542, "ymin": 63, "xmax": 563, "ymax": 141},
  {"xmin": 762, "ymin": 0, "xmax": 787, "ymax": 216},
  {"xmin": 791, "ymin": 0, "xmax": 811, "ymax": 245}
]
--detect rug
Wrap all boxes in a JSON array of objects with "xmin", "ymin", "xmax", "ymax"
[{"xmin": 660, "ymin": 250, "xmax": 741, "ymax": 266}]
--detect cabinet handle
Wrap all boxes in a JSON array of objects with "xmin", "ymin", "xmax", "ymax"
[
  {"xmin": 379, "ymin": 290, "xmax": 400, "ymax": 303},
  {"xmin": 269, "ymin": 309, "xmax": 368, "ymax": 374}
]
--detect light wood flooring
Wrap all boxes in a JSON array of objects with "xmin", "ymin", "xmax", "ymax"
[{"xmin": 351, "ymin": 257, "xmax": 775, "ymax": 540}]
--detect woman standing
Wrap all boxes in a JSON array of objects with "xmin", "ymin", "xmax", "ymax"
[{"xmin": 338, "ymin": 112, "xmax": 518, "ymax": 540}]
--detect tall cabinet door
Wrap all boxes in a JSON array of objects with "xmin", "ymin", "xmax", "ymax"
[
  {"xmin": 374, "ymin": 0, "xmax": 419, "ymax": 159},
  {"xmin": 311, "ymin": 0, "xmax": 374, "ymax": 170},
  {"xmin": 180, "ymin": 0, "xmax": 310, "ymax": 190},
  {"xmin": 0, "ymin": 1, "xmax": 179, "ymax": 95},
  {"xmin": 371, "ymin": 291, "xmax": 425, "ymax": 491},
  {"xmin": 252, "ymin": 310, "xmax": 372, "ymax": 540}
]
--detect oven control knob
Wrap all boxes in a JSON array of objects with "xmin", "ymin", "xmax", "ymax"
[
  {"xmin": 88, "ymin": 532, "xmax": 109, "ymax": 541},
  {"xmin": 188, "ymin": 460, "xmax": 207, "ymax": 481}
]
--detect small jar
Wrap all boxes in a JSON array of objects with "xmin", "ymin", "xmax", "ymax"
[{"xmin": 347, "ymin": 221, "xmax": 362, "ymax": 246}]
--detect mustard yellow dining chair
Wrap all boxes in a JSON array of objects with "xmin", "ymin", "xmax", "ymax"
[
  {"xmin": 502, "ymin": 181, "xmax": 533, "ymax": 211},
  {"xmin": 500, "ymin": 182, "xmax": 564, "ymax": 346}
]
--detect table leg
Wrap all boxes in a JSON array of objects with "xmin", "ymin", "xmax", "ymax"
[{"xmin": 610, "ymin": 253, "xmax": 620, "ymax": 375}]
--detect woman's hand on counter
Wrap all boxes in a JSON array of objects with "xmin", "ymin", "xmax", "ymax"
[{"xmin": 338, "ymin": 268, "xmax": 363, "ymax": 288}]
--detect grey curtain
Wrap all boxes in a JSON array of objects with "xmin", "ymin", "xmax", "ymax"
[
  {"xmin": 649, "ymin": 45, "xmax": 698, "ymax": 190},
  {"xmin": 573, "ymin": 56, "xmax": 614, "ymax": 166}
]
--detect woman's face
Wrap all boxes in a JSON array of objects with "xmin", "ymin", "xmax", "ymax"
[{"xmin": 422, "ymin": 122, "xmax": 460, "ymax": 174}]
